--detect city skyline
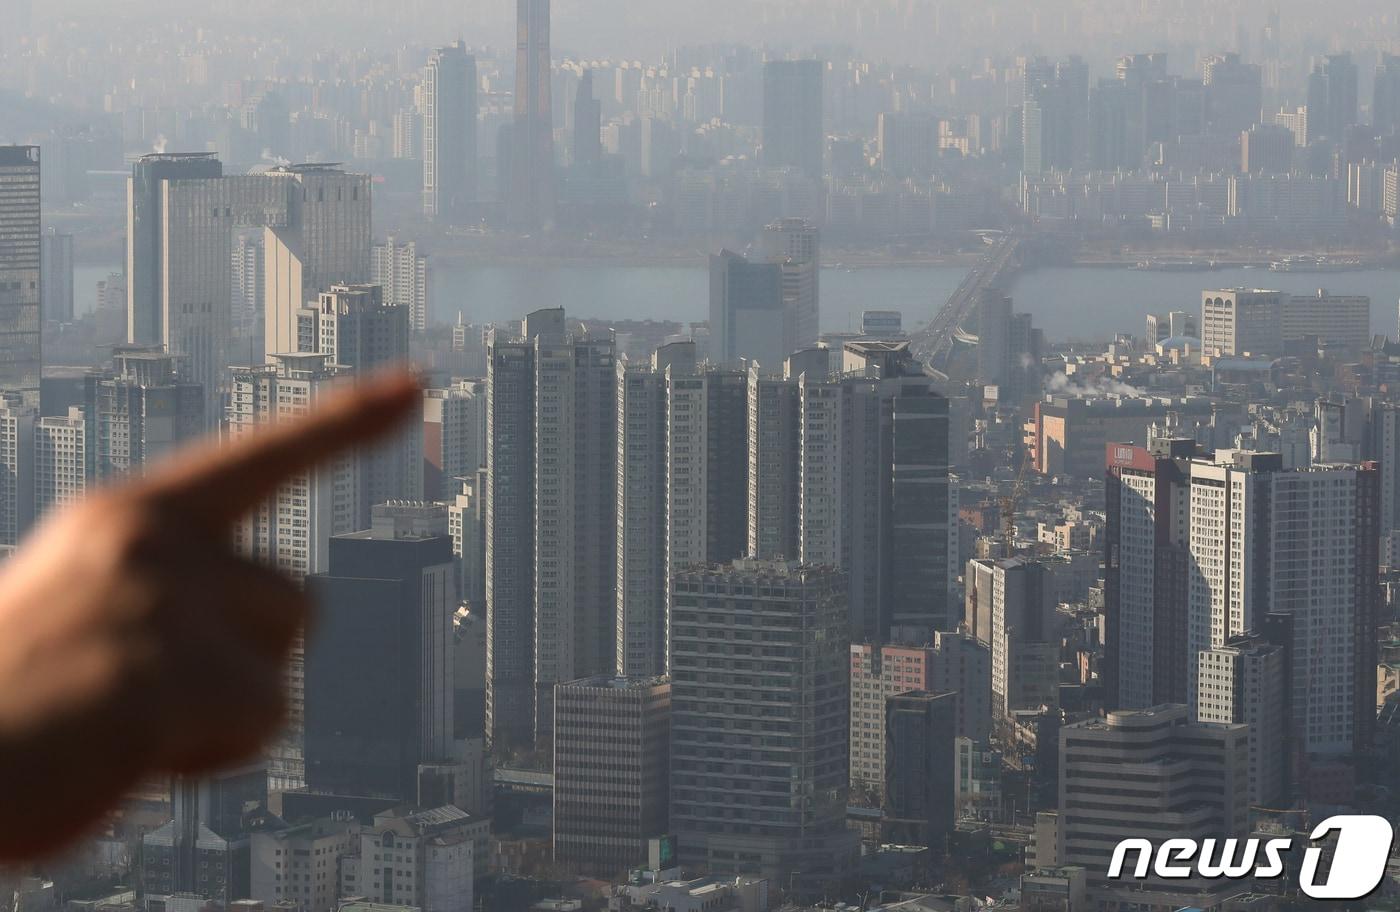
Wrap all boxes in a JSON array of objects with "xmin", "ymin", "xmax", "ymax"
[{"xmin": 3, "ymin": 1, "xmax": 1400, "ymax": 909}]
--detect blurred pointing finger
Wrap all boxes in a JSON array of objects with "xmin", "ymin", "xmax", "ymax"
[{"xmin": 136, "ymin": 369, "xmax": 421, "ymax": 530}]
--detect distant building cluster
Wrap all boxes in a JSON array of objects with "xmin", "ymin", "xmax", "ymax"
[{"xmin": 7, "ymin": 3, "xmax": 1400, "ymax": 912}]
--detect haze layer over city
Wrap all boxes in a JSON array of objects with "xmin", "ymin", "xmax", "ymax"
[{"xmin": 4, "ymin": 0, "xmax": 1400, "ymax": 910}]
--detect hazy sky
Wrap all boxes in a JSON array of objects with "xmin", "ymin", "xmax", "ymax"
[{"xmin": 25, "ymin": 0, "xmax": 1400, "ymax": 65}]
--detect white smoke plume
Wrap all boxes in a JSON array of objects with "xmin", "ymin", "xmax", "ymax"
[{"xmin": 1044, "ymin": 371, "xmax": 1141, "ymax": 398}]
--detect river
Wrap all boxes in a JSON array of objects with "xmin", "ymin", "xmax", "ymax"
[
  {"xmin": 72, "ymin": 261, "xmax": 1400, "ymax": 343},
  {"xmin": 426, "ymin": 262, "xmax": 1400, "ymax": 341}
]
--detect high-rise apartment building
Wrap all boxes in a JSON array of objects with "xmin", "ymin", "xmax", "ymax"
[
  {"xmin": 615, "ymin": 342, "xmax": 748, "ymax": 677},
  {"xmin": 0, "ymin": 146, "xmax": 42, "ymax": 400},
  {"xmin": 761, "ymin": 217, "xmax": 820, "ymax": 355},
  {"xmin": 1107, "ymin": 442, "xmax": 1379, "ymax": 760},
  {"xmin": 484, "ymin": 333, "xmax": 534, "ymax": 749},
  {"xmin": 304, "ymin": 514, "xmax": 456, "ymax": 801},
  {"xmin": 83, "ymin": 346, "xmax": 204, "ymax": 482},
  {"xmin": 552, "ymin": 675, "xmax": 670, "ymax": 873},
  {"xmin": 1019, "ymin": 65, "xmax": 1058, "ymax": 176},
  {"xmin": 423, "ymin": 380, "xmax": 486, "ymax": 503},
  {"xmin": 1053, "ymin": 706, "xmax": 1249, "ymax": 910},
  {"xmin": 448, "ymin": 469, "xmax": 488, "ymax": 610},
  {"xmin": 508, "ymin": 0, "xmax": 556, "ymax": 226},
  {"xmin": 40, "ymin": 228, "xmax": 73, "ymax": 324},
  {"xmin": 1197, "ymin": 633, "xmax": 1288, "ymax": 807},
  {"xmin": 394, "ymin": 108, "xmax": 424, "ymax": 160},
  {"xmin": 1185, "ymin": 451, "xmax": 1378, "ymax": 757},
  {"xmin": 669, "ymin": 560, "xmax": 856, "ymax": 886},
  {"xmin": 230, "ymin": 353, "xmax": 361, "ymax": 791},
  {"xmin": 34, "ymin": 407, "xmax": 85, "ymax": 520},
  {"xmin": 667, "ymin": 368, "xmax": 747, "ymax": 611},
  {"xmin": 232, "ymin": 233, "xmax": 264, "ymax": 344},
  {"xmin": 762, "ymin": 60, "xmax": 824, "ymax": 177},
  {"xmin": 748, "ymin": 343, "xmax": 954, "ymax": 640},
  {"xmin": 422, "ymin": 42, "xmax": 478, "ymax": 222},
  {"xmin": 746, "ymin": 368, "xmax": 800, "ymax": 561},
  {"xmin": 485, "ymin": 308, "xmax": 616, "ymax": 749},
  {"xmin": 0, "ymin": 392, "xmax": 35, "ymax": 547},
  {"xmin": 615, "ymin": 350, "xmax": 674, "ymax": 678},
  {"xmin": 1310, "ymin": 397, "xmax": 1400, "ymax": 535},
  {"xmin": 312, "ymin": 284, "xmax": 419, "ymax": 527},
  {"xmin": 313, "ymin": 284, "xmax": 407, "ymax": 372},
  {"xmin": 1103, "ymin": 439, "xmax": 1198, "ymax": 710},
  {"xmin": 371, "ymin": 237, "xmax": 430, "ymax": 334}
]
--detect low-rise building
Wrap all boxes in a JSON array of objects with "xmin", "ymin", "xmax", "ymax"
[
  {"xmin": 339, "ymin": 806, "xmax": 482, "ymax": 912},
  {"xmin": 250, "ymin": 818, "xmax": 359, "ymax": 912}
]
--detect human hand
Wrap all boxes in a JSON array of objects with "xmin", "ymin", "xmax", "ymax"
[{"xmin": 0, "ymin": 370, "xmax": 421, "ymax": 860}]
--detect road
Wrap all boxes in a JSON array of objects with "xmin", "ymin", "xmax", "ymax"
[{"xmin": 911, "ymin": 234, "xmax": 1023, "ymax": 375}]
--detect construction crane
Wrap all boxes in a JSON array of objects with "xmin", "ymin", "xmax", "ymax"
[{"xmin": 999, "ymin": 448, "xmax": 1032, "ymax": 552}]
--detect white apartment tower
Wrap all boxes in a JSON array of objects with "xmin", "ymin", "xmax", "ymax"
[
  {"xmin": 34, "ymin": 408, "xmax": 85, "ymax": 520},
  {"xmin": 747, "ymin": 343, "xmax": 954, "ymax": 641},
  {"xmin": 615, "ymin": 354, "xmax": 671, "ymax": 678},
  {"xmin": 232, "ymin": 233, "xmax": 263, "ymax": 342},
  {"xmin": 0, "ymin": 392, "xmax": 35, "ymax": 547},
  {"xmin": 371, "ymin": 237, "xmax": 430, "ymax": 333},
  {"xmin": 1186, "ymin": 451, "xmax": 1378, "ymax": 756},
  {"xmin": 1197, "ymin": 634, "xmax": 1288, "ymax": 807},
  {"xmin": 422, "ymin": 42, "xmax": 478, "ymax": 222},
  {"xmin": 485, "ymin": 308, "xmax": 617, "ymax": 750},
  {"xmin": 312, "ymin": 284, "xmax": 419, "ymax": 528},
  {"xmin": 229, "ymin": 352, "xmax": 362, "ymax": 791}
]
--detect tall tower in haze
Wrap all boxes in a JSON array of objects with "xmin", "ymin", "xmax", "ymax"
[
  {"xmin": 509, "ymin": 0, "xmax": 556, "ymax": 227},
  {"xmin": 0, "ymin": 147, "xmax": 41, "ymax": 402},
  {"xmin": 423, "ymin": 42, "xmax": 478, "ymax": 222}
]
